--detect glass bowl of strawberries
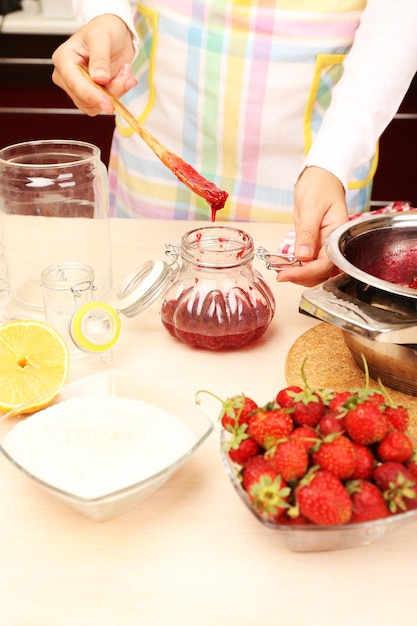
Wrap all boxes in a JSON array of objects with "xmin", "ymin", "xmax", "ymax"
[{"xmin": 216, "ymin": 377, "xmax": 417, "ymax": 552}]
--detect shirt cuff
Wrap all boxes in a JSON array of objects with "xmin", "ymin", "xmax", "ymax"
[{"xmin": 72, "ymin": 0, "xmax": 138, "ymax": 55}]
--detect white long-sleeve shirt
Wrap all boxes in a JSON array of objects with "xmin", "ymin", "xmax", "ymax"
[{"xmin": 304, "ymin": 0, "xmax": 417, "ymax": 191}]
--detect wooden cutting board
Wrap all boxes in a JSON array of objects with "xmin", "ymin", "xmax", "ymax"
[{"xmin": 285, "ymin": 322, "xmax": 417, "ymax": 438}]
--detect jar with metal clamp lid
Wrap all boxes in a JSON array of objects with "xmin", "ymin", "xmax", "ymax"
[{"xmin": 158, "ymin": 226, "xmax": 276, "ymax": 349}]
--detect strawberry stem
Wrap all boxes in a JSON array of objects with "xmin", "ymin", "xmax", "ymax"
[
  {"xmin": 377, "ymin": 377, "xmax": 397, "ymax": 408},
  {"xmin": 195, "ymin": 389, "xmax": 223, "ymax": 405}
]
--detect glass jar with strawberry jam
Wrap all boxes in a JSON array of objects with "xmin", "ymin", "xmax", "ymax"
[
  {"xmin": 113, "ymin": 226, "xmax": 294, "ymax": 350},
  {"xmin": 159, "ymin": 226, "xmax": 275, "ymax": 350}
]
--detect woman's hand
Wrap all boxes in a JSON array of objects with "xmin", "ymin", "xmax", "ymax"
[
  {"xmin": 278, "ymin": 166, "xmax": 349, "ymax": 287},
  {"xmin": 52, "ymin": 15, "xmax": 137, "ymax": 116}
]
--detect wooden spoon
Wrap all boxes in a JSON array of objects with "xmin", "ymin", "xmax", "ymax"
[{"xmin": 79, "ymin": 65, "xmax": 229, "ymax": 220}]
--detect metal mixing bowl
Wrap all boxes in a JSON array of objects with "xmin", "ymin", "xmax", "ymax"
[
  {"xmin": 300, "ymin": 211, "xmax": 417, "ymax": 395},
  {"xmin": 325, "ymin": 211, "xmax": 417, "ymax": 299}
]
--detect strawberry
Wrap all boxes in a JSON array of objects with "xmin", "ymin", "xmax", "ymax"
[
  {"xmin": 344, "ymin": 400, "xmax": 388, "ymax": 445},
  {"xmin": 347, "ymin": 479, "xmax": 390, "ymax": 522},
  {"xmin": 377, "ymin": 430, "xmax": 414, "ymax": 464},
  {"xmin": 227, "ymin": 435, "xmax": 260, "ymax": 465},
  {"xmin": 312, "ymin": 434, "xmax": 356, "ymax": 480},
  {"xmin": 241, "ymin": 455, "xmax": 277, "ymax": 493},
  {"xmin": 290, "ymin": 425, "xmax": 319, "ymax": 453},
  {"xmin": 291, "ymin": 389, "xmax": 325, "ymax": 428},
  {"xmin": 276, "ymin": 361, "xmax": 325, "ymax": 427},
  {"xmin": 317, "ymin": 412, "xmax": 345, "ymax": 436},
  {"xmin": 373, "ymin": 461, "xmax": 417, "ymax": 513},
  {"xmin": 350, "ymin": 441, "xmax": 376, "ymax": 481},
  {"xmin": 406, "ymin": 450, "xmax": 417, "ymax": 481},
  {"xmin": 340, "ymin": 385, "xmax": 383, "ymax": 413},
  {"xmin": 218, "ymin": 394, "xmax": 258, "ymax": 430},
  {"xmin": 366, "ymin": 391, "xmax": 386, "ymax": 405},
  {"xmin": 327, "ymin": 390, "xmax": 354, "ymax": 415},
  {"xmin": 241, "ymin": 456, "xmax": 290, "ymax": 520},
  {"xmin": 294, "ymin": 469, "xmax": 352, "ymax": 526},
  {"xmin": 279, "ymin": 511, "xmax": 311, "ymax": 526},
  {"xmin": 384, "ymin": 404, "xmax": 410, "ymax": 432},
  {"xmin": 248, "ymin": 406, "xmax": 293, "ymax": 450},
  {"xmin": 265, "ymin": 438, "xmax": 309, "ymax": 483},
  {"xmin": 250, "ymin": 474, "xmax": 291, "ymax": 521},
  {"xmin": 275, "ymin": 385, "xmax": 302, "ymax": 408}
]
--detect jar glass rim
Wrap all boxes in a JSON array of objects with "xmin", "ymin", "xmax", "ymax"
[
  {"xmin": 0, "ymin": 140, "xmax": 100, "ymax": 168},
  {"xmin": 41, "ymin": 262, "xmax": 96, "ymax": 292},
  {"xmin": 180, "ymin": 226, "xmax": 254, "ymax": 267}
]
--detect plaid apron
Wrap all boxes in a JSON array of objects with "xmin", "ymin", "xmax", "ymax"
[{"xmin": 109, "ymin": 0, "xmax": 372, "ymax": 221}]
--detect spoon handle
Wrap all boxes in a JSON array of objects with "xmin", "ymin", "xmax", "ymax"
[
  {"xmin": 78, "ymin": 64, "xmax": 167, "ymax": 159},
  {"xmin": 78, "ymin": 64, "xmax": 229, "ymax": 216}
]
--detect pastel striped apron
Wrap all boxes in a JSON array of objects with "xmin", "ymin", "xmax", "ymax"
[{"xmin": 108, "ymin": 0, "xmax": 373, "ymax": 221}]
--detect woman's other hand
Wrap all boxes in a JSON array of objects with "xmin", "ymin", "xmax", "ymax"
[{"xmin": 278, "ymin": 166, "xmax": 349, "ymax": 287}]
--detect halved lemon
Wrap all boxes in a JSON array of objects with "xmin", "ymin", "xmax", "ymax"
[{"xmin": 0, "ymin": 320, "xmax": 70, "ymax": 414}]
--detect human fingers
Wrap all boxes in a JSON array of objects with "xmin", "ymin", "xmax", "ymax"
[
  {"xmin": 52, "ymin": 46, "xmax": 112, "ymax": 116},
  {"xmin": 292, "ymin": 166, "xmax": 347, "ymax": 262},
  {"xmin": 85, "ymin": 16, "xmax": 137, "ymax": 91},
  {"xmin": 52, "ymin": 16, "xmax": 136, "ymax": 116},
  {"xmin": 94, "ymin": 64, "xmax": 138, "ymax": 101},
  {"xmin": 277, "ymin": 253, "xmax": 336, "ymax": 287}
]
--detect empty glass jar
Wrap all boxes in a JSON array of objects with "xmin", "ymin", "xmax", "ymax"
[
  {"xmin": 41, "ymin": 262, "xmax": 120, "ymax": 357},
  {"xmin": 0, "ymin": 139, "xmax": 112, "ymax": 318}
]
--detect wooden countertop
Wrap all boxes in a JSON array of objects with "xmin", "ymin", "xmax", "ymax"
[{"xmin": 0, "ymin": 219, "xmax": 416, "ymax": 626}]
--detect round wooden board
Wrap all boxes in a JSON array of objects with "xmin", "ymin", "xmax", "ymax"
[{"xmin": 285, "ymin": 322, "xmax": 417, "ymax": 439}]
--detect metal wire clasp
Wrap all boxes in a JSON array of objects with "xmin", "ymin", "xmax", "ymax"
[
  {"xmin": 165, "ymin": 243, "xmax": 180, "ymax": 262},
  {"xmin": 255, "ymin": 246, "xmax": 302, "ymax": 271}
]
